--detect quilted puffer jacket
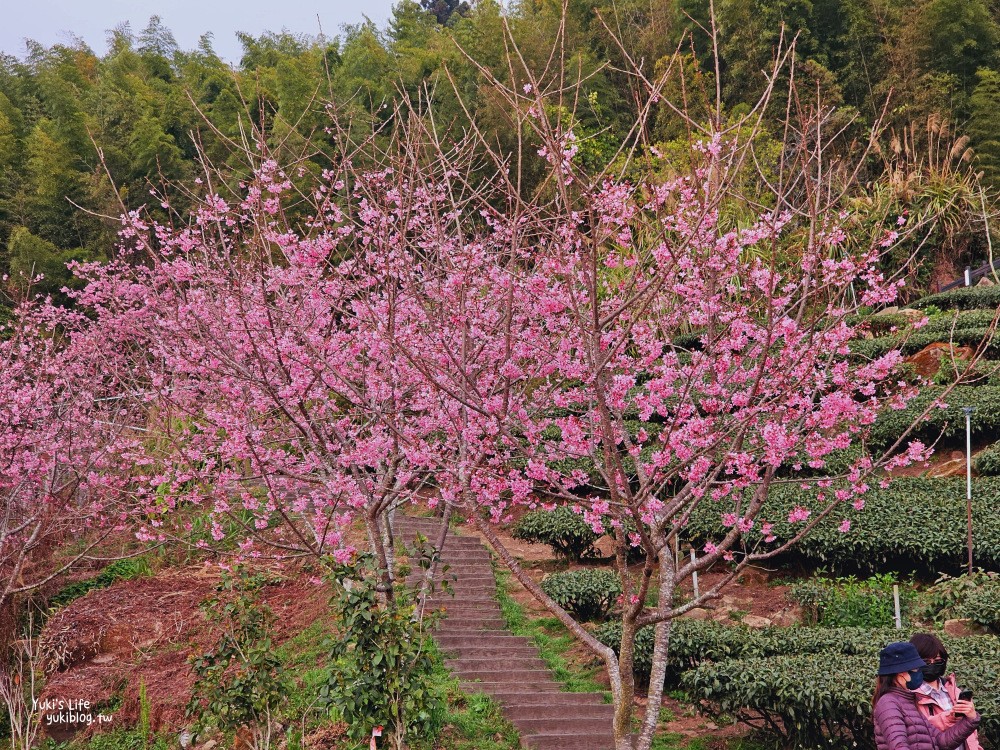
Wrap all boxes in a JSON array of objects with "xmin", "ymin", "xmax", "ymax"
[
  {"xmin": 874, "ymin": 687, "xmax": 981, "ymax": 750},
  {"xmin": 915, "ymin": 674, "xmax": 983, "ymax": 750}
]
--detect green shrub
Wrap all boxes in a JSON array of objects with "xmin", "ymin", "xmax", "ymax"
[
  {"xmin": 540, "ymin": 569, "xmax": 621, "ymax": 621},
  {"xmin": 866, "ymin": 312, "xmax": 920, "ymax": 334},
  {"xmin": 682, "ymin": 653, "xmax": 875, "ymax": 749},
  {"xmin": 947, "ymin": 636, "xmax": 1000, "ymax": 741},
  {"xmin": 851, "ymin": 327, "xmax": 1000, "ymax": 361},
  {"xmin": 685, "ymin": 477, "xmax": 1000, "ymax": 573},
  {"xmin": 919, "ymin": 570, "xmax": 1000, "ymax": 631},
  {"xmin": 323, "ymin": 554, "xmax": 447, "ymax": 749},
  {"xmin": 966, "ymin": 591, "xmax": 1000, "ymax": 633},
  {"xmin": 976, "ymin": 444, "xmax": 1000, "ymax": 476},
  {"xmin": 910, "ymin": 286, "xmax": 1000, "ymax": 310},
  {"xmin": 911, "ymin": 285, "xmax": 1000, "ymax": 311},
  {"xmin": 597, "ymin": 618, "xmax": 1000, "ymax": 747},
  {"xmin": 512, "ymin": 507, "xmax": 601, "ymax": 560},
  {"xmin": 187, "ymin": 568, "xmax": 289, "ymax": 740},
  {"xmin": 790, "ymin": 573, "xmax": 909, "ymax": 628},
  {"xmin": 681, "ymin": 636, "xmax": 1000, "ymax": 749},
  {"xmin": 593, "ymin": 619, "xmax": 900, "ymax": 681},
  {"xmin": 867, "ymin": 386, "xmax": 1000, "ymax": 451}
]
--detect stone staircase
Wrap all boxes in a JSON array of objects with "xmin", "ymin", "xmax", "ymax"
[{"xmin": 397, "ymin": 516, "xmax": 616, "ymax": 750}]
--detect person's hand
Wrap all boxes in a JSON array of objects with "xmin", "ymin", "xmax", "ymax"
[{"xmin": 952, "ymin": 700, "xmax": 977, "ymax": 719}]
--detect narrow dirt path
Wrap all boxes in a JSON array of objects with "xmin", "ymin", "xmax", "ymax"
[{"xmin": 399, "ymin": 516, "xmax": 615, "ymax": 750}]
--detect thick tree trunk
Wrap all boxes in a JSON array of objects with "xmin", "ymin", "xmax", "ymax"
[
  {"xmin": 366, "ymin": 511, "xmax": 395, "ymax": 606},
  {"xmin": 613, "ymin": 615, "xmax": 637, "ymax": 749},
  {"xmin": 636, "ymin": 559, "xmax": 677, "ymax": 750}
]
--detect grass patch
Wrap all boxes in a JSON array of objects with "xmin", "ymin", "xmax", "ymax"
[
  {"xmin": 39, "ymin": 728, "xmax": 171, "ymax": 750},
  {"xmin": 47, "ymin": 557, "xmax": 155, "ymax": 612},
  {"xmin": 494, "ymin": 567, "xmax": 608, "ymax": 696},
  {"xmin": 416, "ymin": 659, "xmax": 521, "ymax": 750},
  {"xmin": 275, "ymin": 616, "xmax": 334, "ymax": 722}
]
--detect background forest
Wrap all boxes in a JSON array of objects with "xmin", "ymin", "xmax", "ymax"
[{"xmin": 1, "ymin": 0, "xmax": 1000, "ymax": 306}]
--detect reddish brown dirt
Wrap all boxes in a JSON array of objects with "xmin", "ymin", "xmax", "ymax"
[
  {"xmin": 38, "ymin": 563, "xmax": 329, "ymax": 738},
  {"xmin": 905, "ymin": 343, "xmax": 977, "ymax": 379}
]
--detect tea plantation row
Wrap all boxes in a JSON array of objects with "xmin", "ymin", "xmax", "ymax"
[{"xmin": 594, "ymin": 620, "xmax": 999, "ymax": 749}]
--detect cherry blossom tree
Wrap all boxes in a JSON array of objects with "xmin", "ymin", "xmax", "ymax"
[
  {"xmin": 0, "ymin": 301, "xmax": 141, "ymax": 656},
  {"xmin": 71, "ymin": 142, "xmax": 470, "ymax": 602},
  {"xmin": 375, "ymin": 31, "xmax": 945, "ymax": 750},
  {"xmin": 65, "ymin": 21, "xmax": 952, "ymax": 750}
]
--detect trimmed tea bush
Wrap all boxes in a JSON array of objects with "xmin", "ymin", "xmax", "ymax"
[
  {"xmin": 685, "ymin": 477, "xmax": 1000, "ymax": 573},
  {"xmin": 682, "ymin": 636, "xmax": 1000, "ymax": 749},
  {"xmin": 851, "ymin": 327, "xmax": 1000, "ymax": 361},
  {"xmin": 593, "ymin": 619, "xmax": 899, "ymax": 682},
  {"xmin": 596, "ymin": 619, "xmax": 1000, "ymax": 748},
  {"xmin": 911, "ymin": 285, "xmax": 1000, "ymax": 311},
  {"xmin": 976, "ymin": 444, "xmax": 1000, "ymax": 476},
  {"xmin": 540, "ymin": 569, "xmax": 621, "ymax": 621},
  {"xmin": 512, "ymin": 506, "xmax": 601, "ymax": 560},
  {"xmin": 868, "ymin": 385, "xmax": 1000, "ymax": 450},
  {"xmin": 683, "ymin": 653, "xmax": 875, "ymax": 749}
]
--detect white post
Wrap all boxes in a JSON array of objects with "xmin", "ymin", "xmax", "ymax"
[
  {"xmin": 893, "ymin": 585, "xmax": 902, "ymax": 629},
  {"xmin": 691, "ymin": 547, "xmax": 699, "ymax": 599},
  {"xmin": 964, "ymin": 406, "xmax": 975, "ymax": 574},
  {"xmin": 965, "ymin": 267, "xmax": 972, "ymax": 286}
]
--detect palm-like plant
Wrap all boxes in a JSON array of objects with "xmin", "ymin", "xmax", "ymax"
[{"xmin": 853, "ymin": 114, "xmax": 993, "ymax": 296}]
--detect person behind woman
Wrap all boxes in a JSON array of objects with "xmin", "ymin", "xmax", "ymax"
[
  {"xmin": 910, "ymin": 633, "xmax": 983, "ymax": 750},
  {"xmin": 873, "ymin": 641, "xmax": 980, "ymax": 750}
]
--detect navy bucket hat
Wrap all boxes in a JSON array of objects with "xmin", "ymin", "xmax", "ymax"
[{"xmin": 878, "ymin": 641, "xmax": 927, "ymax": 675}]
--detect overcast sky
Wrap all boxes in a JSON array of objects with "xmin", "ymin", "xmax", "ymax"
[{"xmin": 1, "ymin": 0, "xmax": 398, "ymax": 64}]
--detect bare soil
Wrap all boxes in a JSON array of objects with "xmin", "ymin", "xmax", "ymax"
[{"xmin": 38, "ymin": 563, "xmax": 329, "ymax": 738}]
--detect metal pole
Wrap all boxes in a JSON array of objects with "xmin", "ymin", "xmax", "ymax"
[
  {"xmin": 964, "ymin": 406, "xmax": 975, "ymax": 574},
  {"xmin": 965, "ymin": 267, "xmax": 972, "ymax": 287}
]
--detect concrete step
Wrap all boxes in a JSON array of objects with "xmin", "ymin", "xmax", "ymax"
[
  {"xmin": 437, "ymin": 620, "xmax": 507, "ymax": 631},
  {"xmin": 425, "ymin": 585, "xmax": 498, "ymax": 594},
  {"xmin": 407, "ymin": 579, "xmax": 496, "ymax": 588},
  {"xmin": 494, "ymin": 703, "xmax": 614, "ymax": 721},
  {"xmin": 443, "ymin": 646, "xmax": 541, "ymax": 660},
  {"xmin": 436, "ymin": 602, "xmax": 501, "ymax": 612},
  {"xmin": 450, "ymin": 656, "xmax": 547, "ymax": 671},
  {"xmin": 436, "ymin": 634, "xmax": 535, "ymax": 650},
  {"xmin": 437, "ymin": 614, "xmax": 505, "ymax": 624},
  {"xmin": 460, "ymin": 681, "xmax": 563, "ymax": 694},
  {"xmin": 402, "ymin": 514, "xmax": 619, "ymax": 750},
  {"xmin": 437, "ymin": 611, "xmax": 505, "ymax": 622},
  {"xmin": 512, "ymin": 718, "xmax": 613, "ymax": 736},
  {"xmin": 437, "ymin": 621, "xmax": 507, "ymax": 633},
  {"xmin": 428, "ymin": 594, "xmax": 499, "ymax": 603},
  {"xmin": 435, "ymin": 606, "xmax": 503, "ymax": 617},
  {"xmin": 485, "ymin": 691, "xmax": 609, "ymax": 707},
  {"xmin": 397, "ymin": 536, "xmax": 480, "ymax": 544},
  {"xmin": 431, "ymin": 567, "xmax": 494, "ymax": 576},
  {"xmin": 520, "ymin": 732, "xmax": 615, "ymax": 750},
  {"xmin": 457, "ymin": 668, "xmax": 557, "ymax": 683}
]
